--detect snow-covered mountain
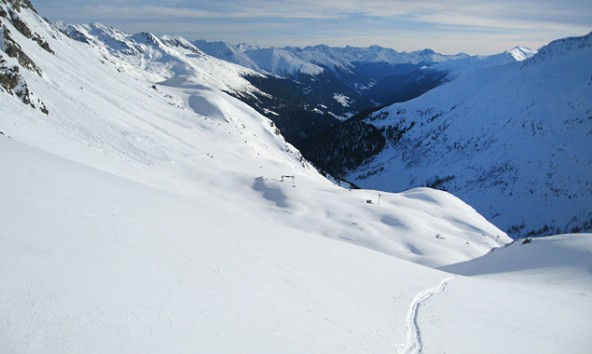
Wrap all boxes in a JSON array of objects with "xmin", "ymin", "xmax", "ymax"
[
  {"xmin": 53, "ymin": 22, "xmax": 263, "ymax": 95},
  {"xmin": 194, "ymin": 40, "xmax": 536, "ymax": 100},
  {"xmin": 52, "ymin": 22, "xmax": 343, "ymax": 151},
  {"xmin": 194, "ymin": 41, "xmax": 471, "ymax": 121},
  {"xmin": 193, "ymin": 39, "xmax": 261, "ymax": 71},
  {"xmin": 2, "ymin": 0, "xmax": 513, "ymax": 266},
  {"xmin": 195, "ymin": 41, "xmax": 476, "ymax": 78},
  {"xmin": 1, "ymin": 1, "xmax": 591, "ymax": 352},
  {"xmin": 507, "ymin": 46, "xmax": 538, "ymax": 61},
  {"xmin": 195, "ymin": 40, "xmax": 535, "ymax": 148},
  {"xmin": 309, "ymin": 32, "xmax": 592, "ymax": 237}
]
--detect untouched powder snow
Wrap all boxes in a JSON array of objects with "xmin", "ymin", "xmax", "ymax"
[
  {"xmin": 435, "ymin": 234, "xmax": 592, "ymax": 353},
  {"xmin": 1, "ymin": 2, "xmax": 591, "ymax": 353},
  {"xmin": 442, "ymin": 233, "xmax": 592, "ymax": 284}
]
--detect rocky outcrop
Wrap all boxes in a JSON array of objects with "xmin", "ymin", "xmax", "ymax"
[
  {"xmin": 0, "ymin": 54, "xmax": 48, "ymax": 114},
  {"xmin": 1, "ymin": 0, "xmax": 54, "ymax": 55}
]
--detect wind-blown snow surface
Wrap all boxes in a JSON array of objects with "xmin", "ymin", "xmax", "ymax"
[
  {"xmin": 1, "ymin": 2, "xmax": 591, "ymax": 353},
  {"xmin": 347, "ymin": 33, "xmax": 592, "ymax": 236}
]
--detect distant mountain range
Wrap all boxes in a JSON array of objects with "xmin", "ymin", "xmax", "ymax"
[{"xmin": 194, "ymin": 40, "xmax": 535, "ymax": 149}]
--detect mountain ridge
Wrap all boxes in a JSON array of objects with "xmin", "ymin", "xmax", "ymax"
[{"xmin": 194, "ymin": 40, "xmax": 489, "ymax": 78}]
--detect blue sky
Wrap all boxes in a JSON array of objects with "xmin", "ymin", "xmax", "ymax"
[{"xmin": 36, "ymin": 0, "xmax": 591, "ymax": 54}]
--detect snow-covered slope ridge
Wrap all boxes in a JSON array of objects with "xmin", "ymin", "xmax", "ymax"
[
  {"xmin": 346, "ymin": 32, "xmax": 592, "ymax": 237},
  {"xmin": 193, "ymin": 39, "xmax": 261, "ymax": 71},
  {"xmin": 0, "ymin": 0, "xmax": 509, "ymax": 268},
  {"xmin": 431, "ymin": 45, "xmax": 537, "ymax": 77},
  {"xmin": 195, "ymin": 41, "xmax": 325, "ymax": 77},
  {"xmin": 54, "ymin": 21, "xmax": 263, "ymax": 94},
  {"xmin": 507, "ymin": 46, "xmax": 537, "ymax": 61},
  {"xmin": 1, "ymin": 2, "xmax": 591, "ymax": 353},
  {"xmin": 442, "ymin": 234, "xmax": 592, "ymax": 284}
]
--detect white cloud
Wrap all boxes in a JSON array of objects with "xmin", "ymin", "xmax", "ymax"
[
  {"xmin": 37, "ymin": 0, "xmax": 592, "ymax": 54},
  {"xmin": 40, "ymin": 0, "xmax": 592, "ymax": 26}
]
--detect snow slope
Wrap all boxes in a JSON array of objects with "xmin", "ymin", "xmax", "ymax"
[
  {"xmin": 4, "ymin": 135, "xmax": 589, "ymax": 353},
  {"xmin": 436, "ymin": 234, "xmax": 592, "ymax": 353},
  {"xmin": 193, "ymin": 39, "xmax": 261, "ymax": 71},
  {"xmin": 1, "ymin": 2, "xmax": 591, "ymax": 353},
  {"xmin": 345, "ymin": 32, "xmax": 592, "ymax": 237},
  {"xmin": 0, "ymin": 4, "xmax": 507, "ymax": 268},
  {"xmin": 54, "ymin": 22, "xmax": 263, "ymax": 95}
]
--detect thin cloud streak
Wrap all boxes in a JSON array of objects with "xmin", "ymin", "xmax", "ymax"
[{"xmin": 41, "ymin": 0, "xmax": 592, "ymax": 22}]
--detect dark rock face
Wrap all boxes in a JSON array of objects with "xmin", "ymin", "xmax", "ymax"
[
  {"xmin": 0, "ymin": 0, "xmax": 51, "ymax": 114},
  {"xmin": 0, "ymin": 55, "xmax": 30, "ymax": 104},
  {"xmin": 1, "ymin": 0, "xmax": 54, "ymax": 55}
]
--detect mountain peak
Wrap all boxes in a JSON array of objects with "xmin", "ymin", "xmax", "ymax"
[
  {"xmin": 131, "ymin": 32, "xmax": 160, "ymax": 46},
  {"xmin": 87, "ymin": 22, "xmax": 115, "ymax": 32},
  {"xmin": 1, "ymin": 0, "xmax": 37, "ymax": 13},
  {"xmin": 506, "ymin": 46, "xmax": 536, "ymax": 61},
  {"xmin": 413, "ymin": 48, "xmax": 437, "ymax": 55},
  {"xmin": 160, "ymin": 35, "xmax": 203, "ymax": 54}
]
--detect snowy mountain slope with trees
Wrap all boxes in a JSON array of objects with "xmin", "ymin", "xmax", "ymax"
[
  {"xmin": 194, "ymin": 39, "xmax": 534, "ymax": 151},
  {"xmin": 55, "ymin": 23, "xmax": 345, "ymax": 152},
  {"xmin": 310, "ymin": 32, "xmax": 592, "ymax": 237},
  {"xmin": 192, "ymin": 41, "xmax": 536, "ymax": 106},
  {"xmin": 1, "ymin": 1, "xmax": 591, "ymax": 352}
]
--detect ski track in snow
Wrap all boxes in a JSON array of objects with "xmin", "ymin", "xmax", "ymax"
[{"xmin": 398, "ymin": 276, "xmax": 456, "ymax": 354}]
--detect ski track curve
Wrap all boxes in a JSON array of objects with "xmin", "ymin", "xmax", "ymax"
[{"xmin": 398, "ymin": 276, "xmax": 456, "ymax": 354}]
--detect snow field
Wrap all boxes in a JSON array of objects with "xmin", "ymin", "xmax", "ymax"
[{"xmin": 1, "ymin": 4, "xmax": 591, "ymax": 353}]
